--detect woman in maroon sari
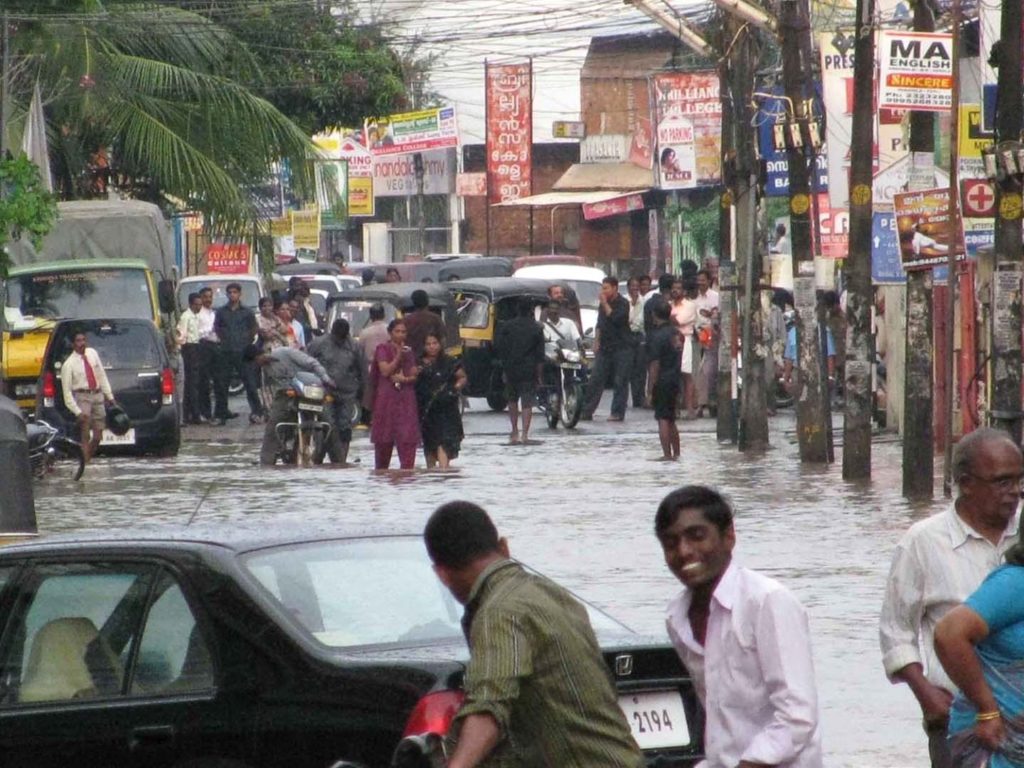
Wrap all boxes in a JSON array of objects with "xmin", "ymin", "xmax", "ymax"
[{"xmin": 371, "ymin": 319, "xmax": 420, "ymax": 469}]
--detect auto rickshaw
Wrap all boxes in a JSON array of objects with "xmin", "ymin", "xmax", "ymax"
[
  {"xmin": 447, "ymin": 277, "xmax": 584, "ymax": 417},
  {"xmin": 324, "ymin": 282, "xmax": 462, "ymax": 356}
]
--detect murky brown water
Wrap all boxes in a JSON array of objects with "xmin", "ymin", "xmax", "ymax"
[{"xmin": 32, "ymin": 403, "xmax": 945, "ymax": 768}]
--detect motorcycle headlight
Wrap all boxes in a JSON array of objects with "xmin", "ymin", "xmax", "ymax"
[
  {"xmin": 302, "ymin": 385, "xmax": 325, "ymax": 400},
  {"xmin": 561, "ymin": 349, "xmax": 581, "ymax": 363}
]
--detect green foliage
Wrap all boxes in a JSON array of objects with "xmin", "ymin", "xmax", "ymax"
[
  {"xmin": 0, "ymin": 155, "xmax": 58, "ymax": 277},
  {"xmin": 667, "ymin": 196, "xmax": 722, "ymax": 254}
]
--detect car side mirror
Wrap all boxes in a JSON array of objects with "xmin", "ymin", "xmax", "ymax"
[{"xmin": 158, "ymin": 280, "xmax": 177, "ymax": 314}]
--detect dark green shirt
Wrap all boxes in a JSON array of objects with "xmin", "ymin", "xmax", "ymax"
[{"xmin": 453, "ymin": 559, "xmax": 644, "ymax": 768}]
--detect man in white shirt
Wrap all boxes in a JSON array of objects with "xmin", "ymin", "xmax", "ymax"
[
  {"xmin": 60, "ymin": 331, "xmax": 115, "ymax": 463},
  {"xmin": 196, "ymin": 286, "xmax": 220, "ymax": 422},
  {"xmin": 626, "ymin": 277, "xmax": 648, "ymax": 408},
  {"xmin": 879, "ymin": 427, "xmax": 1022, "ymax": 768},
  {"xmin": 176, "ymin": 292, "xmax": 203, "ymax": 425},
  {"xmin": 541, "ymin": 298, "xmax": 581, "ymax": 361},
  {"xmin": 657, "ymin": 485, "xmax": 822, "ymax": 768}
]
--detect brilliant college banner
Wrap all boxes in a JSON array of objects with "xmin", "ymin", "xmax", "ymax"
[
  {"xmin": 486, "ymin": 62, "xmax": 533, "ymax": 204},
  {"xmin": 364, "ymin": 106, "xmax": 459, "ymax": 156},
  {"xmin": 653, "ymin": 71, "xmax": 722, "ymax": 190},
  {"xmin": 878, "ymin": 31, "xmax": 954, "ymax": 112}
]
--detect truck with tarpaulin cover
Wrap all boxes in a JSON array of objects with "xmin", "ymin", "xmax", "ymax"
[{"xmin": 2, "ymin": 200, "xmax": 178, "ymax": 410}]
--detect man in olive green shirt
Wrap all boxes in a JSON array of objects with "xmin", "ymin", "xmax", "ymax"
[{"xmin": 424, "ymin": 501, "xmax": 644, "ymax": 768}]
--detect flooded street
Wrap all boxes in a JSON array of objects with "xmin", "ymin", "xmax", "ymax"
[{"xmin": 33, "ymin": 400, "xmax": 944, "ymax": 768}]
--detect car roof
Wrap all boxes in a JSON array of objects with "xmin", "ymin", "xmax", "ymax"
[
  {"xmin": 513, "ymin": 264, "xmax": 607, "ymax": 281},
  {"xmin": 51, "ymin": 317, "xmax": 159, "ymax": 332},
  {"xmin": 178, "ymin": 275, "xmax": 261, "ymax": 283},
  {"xmin": 8, "ymin": 260, "xmax": 152, "ymax": 275},
  {"xmin": 0, "ymin": 524, "xmax": 419, "ymax": 557},
  {"xmin": 275, "ymin": 262, "xmax": 342, "ymax": 276},
  {"xmin": 328, "ymin": 282, "xmax": 453, "ymax": 307}
]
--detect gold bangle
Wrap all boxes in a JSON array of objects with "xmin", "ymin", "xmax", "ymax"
[{"xmin": 976, "ymin": 711, "xmax": 1002, "ymax": 722}]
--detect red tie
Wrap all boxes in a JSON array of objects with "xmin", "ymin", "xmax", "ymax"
[{"xmin": 81, "ymin": 352, "xmax": 98, "ymax": 390}]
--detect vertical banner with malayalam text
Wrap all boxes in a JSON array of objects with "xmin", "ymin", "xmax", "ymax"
[
  {"xmin": 486, "ymin": 62, "xmax": 533, "ymax": 204},
  {"xmin": 653, "ymin": 71, "xmax": 722, "ymax": 190}
]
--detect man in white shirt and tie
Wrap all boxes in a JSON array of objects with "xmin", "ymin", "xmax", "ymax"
[
  {"xmin": 60, "ymin": 330, "xmax": 114, "ymax": 463},
  {"xmin": 657, "ymin": 485, "xmax": 822, "ymax": 768},
  {"xmin": 879, "ymin": 427, "xmax": 1022, "ymax": 768}
]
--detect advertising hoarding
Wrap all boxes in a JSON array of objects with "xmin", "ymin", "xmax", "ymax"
[
  {"xmin": 364, "ymin": 106, "xmax": 459, "ymax": 156},
  {"xmin": 878, "ymin": 31, "xmax": 954, "ymax": 112},
  {"xmin": 653, "ymin": 71, "xmax": 722, "ymax": 190},
  {"xmin": 486, "ymin": 62, "xmax": 533, "ymax": 204}
]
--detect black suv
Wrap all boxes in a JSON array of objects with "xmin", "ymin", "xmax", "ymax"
[{"xmin": 34, "ymin": 319, "xmax": 180, "ymax": 456}]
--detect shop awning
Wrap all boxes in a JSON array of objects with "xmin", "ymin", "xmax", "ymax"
[
  {"xmin": 553, "ymin": 161, "xmax": 655, "ymax": 191},
  {"xmin": 495, "ymin": 189, "xmax": 648, "ymax": 220}
]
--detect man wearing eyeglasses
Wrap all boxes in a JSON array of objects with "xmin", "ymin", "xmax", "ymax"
[{"xmin": 880, "ymin": 427, "xmax": 1022, "ymax": 768}]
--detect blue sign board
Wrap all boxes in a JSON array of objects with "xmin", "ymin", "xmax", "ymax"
[
  {"xmin": 872, "ymin": 212, "xmax": 905, "ymax": 284},
  {"xmin": 757, "ymin": 87, "xmax": 829, "ymax": 197}
]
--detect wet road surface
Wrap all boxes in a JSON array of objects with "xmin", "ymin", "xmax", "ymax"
[{"xmin": 32, "ymin": 397, "xmax": 945, "ymax": 768}]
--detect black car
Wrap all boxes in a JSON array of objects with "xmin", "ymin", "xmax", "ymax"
[
  {"xmin": 0, "ymin": 528, "xmax": 703, "ymax": 768},
  {"xmin": 35, "ymin": 318, "xmax": 180, "ymax": 456}
]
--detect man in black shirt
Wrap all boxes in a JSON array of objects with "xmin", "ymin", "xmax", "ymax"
[
  {"xmin": 581, "ymin": 277, "xmax": 631, "ymax": 421},
  {"xmin": 213, "ymin": 282, "xmax": 263, "ymax": 424},
  {"xmin": 495, "ymin": 299, "xmax": 545, "ymax": 444},
  {"xmin": 646, "ymin": 302, "xmax": 682, "ymax": 460}
]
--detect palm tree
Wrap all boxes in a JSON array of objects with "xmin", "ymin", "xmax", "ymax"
[{"xmin": 3, "ymin": 0, "xmax": 316, "ymax": 230}]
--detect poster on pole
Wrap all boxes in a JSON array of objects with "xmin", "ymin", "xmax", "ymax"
[
  {"xmin": 820, "ymin": 31, "xmax": 855, "ymax": 209},
  {"xmin": 893, "ymin": 187, "xmax": 964, "ymax": 270},
  {"xmin": 653, "ymin": 71, "xmax": 722, "ymax": 190},
  {"xmin": 486, "ymin": 62, "xmax": 533, "ymax": 204},
  {"xmin": 878, "ymin": 31, "xmax": 954, "ymax": 112},
  {"xmin": 364, "ymin": 106, "xmax": 459, "ymax": 156}
]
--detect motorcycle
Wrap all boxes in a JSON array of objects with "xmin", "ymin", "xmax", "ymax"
[
  {"xmin": 538, "ymin": 344, "xmax": 586, "ymax": 429},
  {"xmin": 274, "ymin": 372, "xmax": 333, "ymax": 467},
  {"xmin": 27, "ymin": 419, "xmax": 85, "ymax": 481}
]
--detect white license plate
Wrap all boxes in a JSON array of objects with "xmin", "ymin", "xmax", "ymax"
[
  {"xmin": 101, "ymin": 428, "xmax": 136, "ymax": 446},
  {"xmin": 298, "ymin": 402, "xmax": 323, "ymax": 413},
  {"xmin": 619, "ymin": 690, "xmax": 690, "ymax": 750}
]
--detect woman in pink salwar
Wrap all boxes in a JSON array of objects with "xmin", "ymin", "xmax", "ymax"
[{"xmin": 370, "ymin": 319, "xmax": 420, "ymax": 469}]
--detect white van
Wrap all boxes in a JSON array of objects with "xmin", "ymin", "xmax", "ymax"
[{"xmin": 512, "ymin": 264, "xmax": 607, "ymax": 339}]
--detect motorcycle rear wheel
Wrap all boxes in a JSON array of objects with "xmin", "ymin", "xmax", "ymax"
[{"xmin": 38, "ymin": 442, "xmax": 86, "ymax": 482}]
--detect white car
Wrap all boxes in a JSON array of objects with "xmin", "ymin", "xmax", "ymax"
[{"xmin": 512, "ymin": 264, "xmax": 607, "ymax": 339}]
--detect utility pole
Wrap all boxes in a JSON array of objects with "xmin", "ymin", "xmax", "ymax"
[
  {"xmin": 842, "ymin": 0, "xmax": 875, "ymax": 478},
  {"xmin": 989, "ymin": 0, "xmax": 1024, "ymax": 443},
  {"xmin": 780, "ymin": 0, "xmax": 829, "ymax": 462},
  {"xmin": 902, "ymin": 0, "xmax": 937, "ymax": 499},
  {"xmin": 414, "ymin": 152, "xmax": 426, "ymax": 257},
  {"xmin": 731, "ymin": 24, "xmax": 769, "ymax": 451},
  {"xmin": 717, "ymin": 60, "xmax": 738, "ymax": 445}
]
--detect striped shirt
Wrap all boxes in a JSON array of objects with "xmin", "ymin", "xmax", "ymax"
[
  {"xmin": 880, "ymin": 503, "xmax": 1021, "ymax": 693},
  {"xmin": 454, "ymin": 559, "xmax": 643, "ymax": 768}
]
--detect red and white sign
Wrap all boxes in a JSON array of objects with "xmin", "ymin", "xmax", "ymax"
[
  {"xmin": 205, "ymin": 243, "xmax": 251, "ymax": 275},
  {"xmin": 878, "ymin": 31, "xmax": 954, "ymax": 112},
  {"xmin": 653, "ymin": 71, "xmax": 722, "ymax": 190},
  {"xmin": 815, "ymin": 194, "xmax": 849, "ymax": 259},
  {"xmin": 961, "ymin": 179, "xmax": 997, "ymax": 218},
  {"xmin": 456, "ymin": 172, "xmax": 487, "ymax": 197},
  {"xmin": 583, "ymin": 193, "xmax": 645, "ymax": 221},
  {"xmin": 486, "ymin": 62, "xmax": 533, "ymax": 204}
]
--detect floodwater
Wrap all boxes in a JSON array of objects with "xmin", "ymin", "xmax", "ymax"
[{"xmin": 32, "ymin": 400, "xmax": 946, "ymax": 768}]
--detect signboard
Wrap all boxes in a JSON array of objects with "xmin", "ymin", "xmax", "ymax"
[
  {"xmin": 959, "ymin": 104, "xmax": 992, "ymax": 159},
  {"xmin": 756, "ymin": 87, "xmax": 828, "ymax": 196},
  {"xmin": 629, "ymin": 117, "xmax": 654, "ymax": 170},
  {"xmin": 247, "ymin": 168, "xmax": 285, "ymax": 220},
  {"xmin": 205, "ymin": 243, "xmax": 251, "ymax": 275},
  {"xmin": 364, "ymin": 106, "xmax": 459, "ymax": 156},
  {"xmin": 373, "ymin": 149, "xmax": 454, "ymax": 197},
  {"xmin": 893, "ymin": 187, "xmax": 964, "ymax": 270},
  {"xmin": 456, "ymin": 172, "xmax": 487, "ymax": 197},
  {"xmin": 815, "ymin": 194, "xmax": 848, "ymax": 259},
  {"xmin": 963, "ymin": 218, "xmax": 995, "ymax": 259},
  {"xmin": 653, "ymin": 71, "xmax": 722, "ymax": 190},
  {"xmin": 582, "ymin": 193, "xmax": 645, "ymax": 221},
  {"xmin": 580, "ymin": 135, "xmax": 629, "ymax": 164},
  {"xmin": 962, "ymin": 179, "xmax": 997, "ymax": 218},
  {"xmin": 486, "ymin": 62, "xmax": 532, "ymax": 203},
  {"xmin": 553, "ymin": 121, "xmax": 585, "ymax": 139},
  {"xmin": 348, "ymin": 177, "xmax": 374, "ymax": 217},
  {"xmin": 291, "ymin": 208, "xmax": 320, "ymax": 250},
  {"xmin": 269, "ymin": 217, "xmax": 291, "ymax": 237},
  {"xmin": 878, "ymin": 31, "xmax": 954, "ymax": 112},
  {"xmin": 872, "ymin": 212, "xmax": 906, "ymax": 284},
  {"xmin": 820, "ymin": 31, "xmax": 855, "ymax": 208}
]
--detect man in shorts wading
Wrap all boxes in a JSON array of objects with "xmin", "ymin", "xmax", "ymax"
[
  {"xmin": 495, "ymin": 299, "xmax": 544, "ymax": 445},
  {"xmin": 61, "ymin": 330, "xmax": 115, "ymax": 463},
  {"xmin": 647, "ymin": 302, "xmax": 681, "ymax": 460}
]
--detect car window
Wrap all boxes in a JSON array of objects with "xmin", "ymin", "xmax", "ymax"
[
  {"xmin": 0, "ymin": 567, "xmax": 13, "ymax": 594},
  {"xmin": 1, "ymin": 564, "xmax": 152, "ymax": 705},
  {"xmin": 457, "ymin": 297, "xmax": 489, "ymax": 329},
  {"xmin": 329, "ymin": 301, "xmax": 397, "ymax": 337},
  {"xmin": 52, "ymin": 324, "xmax": 163, "ymax": 371},
  {"xmin": 131, "ymin": 572, "xmax": 214, "ymax": 695},
  {"xmin": 242, "ymin": 538, "xmax": 463, "ymax": 648},
  {"xmin": 7, "ymin": 269, "xmax": 153, "ymax": 320},
  {"xmin": 176, "ymin": 280, "xmax": 260, "ymax": 311}
]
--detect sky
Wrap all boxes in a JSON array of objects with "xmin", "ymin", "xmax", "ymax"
[{"xmin": 371, "ymin": 0, "xmax": 687, "ymax": 144}]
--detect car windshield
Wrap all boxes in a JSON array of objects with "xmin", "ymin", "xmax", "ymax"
[
  {"xmin": 241, "ymin": 538, "xmax": 627, "ymax": 649},
  {"xmin": 564, "ymin": 280, "xmax": 601, "ymax": 309},
  {"xmin": 53, "ymin": 322, "xmax": 163, "ymax": 370},
  {"xmin": 328, "ymin": 301, "xmax": 397, "ymax": 337},
  {"xmin": 7, "ymin": 269, "xmax": 153, "ymax": 319},
  {"xmin": 176, "ymin": 279, "xmax": 260, "ymax": 311}
]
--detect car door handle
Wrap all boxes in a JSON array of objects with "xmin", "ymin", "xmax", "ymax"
[{"xmin": 130, "ymin": 724, "xmax": 176, "ymax": 749}]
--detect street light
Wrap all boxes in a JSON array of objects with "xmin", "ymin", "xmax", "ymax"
[
  {"xmin": 711, "ymin": 0, "xmax": 778, "ymax": 32},
  {"xmin": 622, "ymin": 0, "xmax": 714, "ymax": 58}
]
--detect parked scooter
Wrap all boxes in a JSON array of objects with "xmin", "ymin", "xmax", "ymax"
[
  {"xmin": 27, "ymin": 419, "xmax": 85, "ymax": 481},
  {"xmin": 274, "ymin": 371, "xmax": 333, "ymax": 467}
]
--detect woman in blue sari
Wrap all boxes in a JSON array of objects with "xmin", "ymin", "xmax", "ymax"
[{"xmin": 935, "ymin": 522, "xmax": 1024, "ymax": 767}]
